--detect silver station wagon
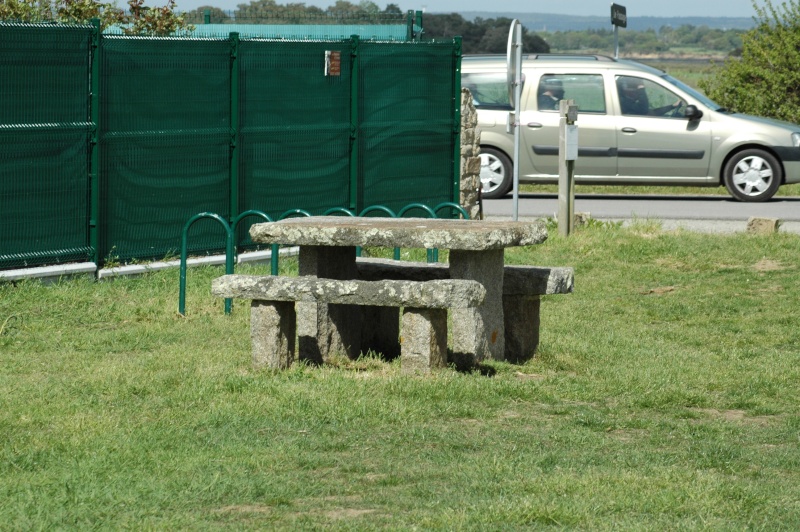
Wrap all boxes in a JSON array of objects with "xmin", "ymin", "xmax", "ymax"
[{"xmin": 462, "ymin": 54, "xmax": 800, "ymax": 201}]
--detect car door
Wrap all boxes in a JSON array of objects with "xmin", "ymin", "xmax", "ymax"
[
  {"xmin": 614, "ymin": 75, "xmax": 712, "ymax": 179},
  {"xmin": 518, "ymin": 72, "xmax": 617, "ymax": 177}
]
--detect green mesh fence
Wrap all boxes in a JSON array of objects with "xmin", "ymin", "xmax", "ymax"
[
  {"xmin": 238, "ymin": 39, "xmax": 353, "ymax": 242},
  {"xmin": 358, "ymin": 42, "xmax": 458, "ymax": 214},
  {"xmin": 100, "ymin": 37, "xmax": 233, "ymax": 263},
  {"xmin": 1, "ymin": 25, "xmax": 460, "ymax": 271},
  {"xmin": 0, "ymin": 23, "xmax": 93, "ymax": 269}
]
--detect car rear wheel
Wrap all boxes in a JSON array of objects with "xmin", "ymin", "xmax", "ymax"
[
  {"xmin": 723, "ymin": 149, "xmax": 782, "ymax": 202},
  {"xmin": 478, "ymin": 147, "xmax": 513, "ymax": 199}
]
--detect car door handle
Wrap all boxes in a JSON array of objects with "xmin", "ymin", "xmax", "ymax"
[
  {"xmin": 621, "ymin": 127, "xmax": 637, "ymax": 133},
  {"xmin": 526, "ymin": 122, "xmax": 543, "ymax": 129}
]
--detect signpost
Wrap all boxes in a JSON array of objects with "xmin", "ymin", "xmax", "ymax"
[
  {"xmin": 611, "ymin": 3, "xmax": 627, "ymax": 59},
  {"xmin": 506, "ymin": 19, "xmax": 522, "ymax": 221},
  {"xmin": 558, "ymin": 100, "xmax": 578, "ymax": 237}
]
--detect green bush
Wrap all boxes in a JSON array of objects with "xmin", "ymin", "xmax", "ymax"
[{"xmin": 700, "ymin": 0, "xmax": 800, "ymax": 122}]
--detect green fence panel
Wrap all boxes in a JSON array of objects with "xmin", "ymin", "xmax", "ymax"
[
  {"xmin": 0, "ymin": 25, "xmax": 461, "ymax": 271},
  {"xmin": 0, "ymin": 23, "xmax": 93, "ymax": 269},
  {"xmin": 0, "ymin": 130, "xmax": 93, "ymax": 268},
  {"xmin": 237, "ymin": 40, "xmax": 352, "ymax": 244},
  {"xmin": 358, "ymin": 41, "xmax": 458, "ymax": 214},
  {"xmin": 99, "ymin": 37, "xmax": 232, "ymax": 262}
]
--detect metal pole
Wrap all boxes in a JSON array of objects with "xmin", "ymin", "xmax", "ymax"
[
  {"xmin": 349, "ymin": 35, "xmax": 360, "ymax": 212},
  {"xmin": 558, "ymin": 100, "xmax": 578, "ymax": 237},
  {"xmin": 89, "ymin": 19, "xmax": 101, "ymax": 268},
  {"xmin": 512, "ymin": 31, "xmax": 522, "ymax": 221},
  {"xmin": 452, "ymin": 36, "xmax": 463, "ymax": 208},
  {"xmin": 229, "ymin": 33, "xmax": 240, "ymax": 234},
  {"xmin": 507, "ymin": 20, "xmax": 522, "ymax": 221}
]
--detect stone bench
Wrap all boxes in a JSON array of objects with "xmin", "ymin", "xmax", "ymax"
[
  {"xmin": 356, "ymin": 258, "xmax": 574, "ymax": 363},
  {"xmin": 212, "ymin": 274, "xmax": 485, "ymax": 374}
]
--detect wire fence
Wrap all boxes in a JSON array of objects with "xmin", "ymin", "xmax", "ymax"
[{"xmin": 0, "ymin": 21, "xmax": 461, "ymax": 271}]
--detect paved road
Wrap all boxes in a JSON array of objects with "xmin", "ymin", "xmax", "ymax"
[{"xmin": 482, "ymin": 193, "xmax": 800, "ymax": 233}]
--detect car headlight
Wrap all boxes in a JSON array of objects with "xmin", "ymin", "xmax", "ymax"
[{"xmin": 793, "ymin": 132, "xmax": 800, "ymax": 147}]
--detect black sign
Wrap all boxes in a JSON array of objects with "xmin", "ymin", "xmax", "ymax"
[{"xmin": 611, "ymin": 3, "xmax": 627, "ymax": 28}]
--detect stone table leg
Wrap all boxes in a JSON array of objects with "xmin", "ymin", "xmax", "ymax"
[
  {"xmin": 503, "ymin": 294, "xmax": 540, "ymax": 364},
  {"xmin": 400, "ymin": 307, "xmax": 448, "ymax": 374},
  {"xmin": 449, "ymin": 249, "xmax": 505, "ymax": 362},
  {"xmin": 251, "ymin": 300, "xmax": 295, "ymax": 369},
  {"xmin": 297, "ymin": 245, "xmax": 362, "ymax": 363}
]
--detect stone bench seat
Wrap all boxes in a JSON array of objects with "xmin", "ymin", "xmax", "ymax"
[
  {"xmin": 212, "ymin": 274, "xmax": 486, "ymax": 373},
  {"xmin": 356, "ymin": 258, "xmax": 574, "ymax": 362}
]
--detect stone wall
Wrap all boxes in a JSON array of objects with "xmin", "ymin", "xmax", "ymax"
[{"xmin": 460, "ymin": 88, "xmax": 481, "ymax": 220}]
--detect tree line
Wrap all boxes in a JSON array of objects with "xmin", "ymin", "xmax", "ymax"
[{"xmin": 0, "ymin": 0, "xmax": 743, "ymax": 56}]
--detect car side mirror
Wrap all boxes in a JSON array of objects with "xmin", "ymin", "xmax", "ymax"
[{"xmin": 685, "ymin": 105, "xmax": 703, "ymax": 121}]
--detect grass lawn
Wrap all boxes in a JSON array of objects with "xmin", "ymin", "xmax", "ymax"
[{"xmin": 2, "ymin": 221, "xmax": 799, "ymax": 528}]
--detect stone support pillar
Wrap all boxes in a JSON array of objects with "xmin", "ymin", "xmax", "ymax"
[
  {"xmin": 400, "ymin": 307, "xmax": 448, "ymax": 374},
  {"xmin": 449, "ymin": 248, "xmax": 505, "ymax": 362},
  {"xmin": 251, "ymin": 300, "xmax": 295, "ymax": 369},
  {"xmin": 297, "ymin": 245, "xmax": 362, "ymax": 363}
]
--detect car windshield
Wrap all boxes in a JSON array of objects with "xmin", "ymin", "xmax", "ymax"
[{"xmin": 661, "ymin": 74, "xmax": 723, "ymax": 111}]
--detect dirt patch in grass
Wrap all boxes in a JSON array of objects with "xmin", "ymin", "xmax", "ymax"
[
  {"xmin": 324, "ymin": 509, "xmax": 377, "ymax": 519},
  {"xmin": 754, "ymin": 259, "xmax": 785, "ymax": 272},
  {"xmin": 641, "ymin": 286, "xmax": 677, "ymax": 295},
  {"xmin": 691, "ymin": 408, "xmax": 779, "ymax": 426},
  {"xmin": 216, "ymin": 505, "xmax": 273, "ymax": 514}
]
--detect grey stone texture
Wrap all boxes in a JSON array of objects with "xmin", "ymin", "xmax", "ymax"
[
  {"xmin": 502, "ymin": 265, "xmax": 574, "ymax": 296},
  {"xmin": 212, "ymin": 274, "xmax": 486, "ymax": 308},
  {"xmin": 249, "ymin": 217, "xmax": 547, "ymax": 250},
  {"xmin": 502, "ymin": 295, "xmax": 541, "ymax": 364},
  {"xmin": 450, "ymin": 249, "xmax": 505, "ymax": 362},
  {"xmin": 400, "ymin": 308, "xmax": 448, "ymax": 374},
  {"xmin": 746, "ymin": 216, "xmax": 781, "ymax": 234},
  {"xmin": 212, "ymin": 273, "xmax": 486, "ymax": 373},
  {"xmin": 460, "ymin": 88, "xmax": 481, "ymax": 220},
  {"xmin": 356, "ymin": 258, "xmax": 574, "ymax": 363},
  {"xmin": 250, "ymin": 300, "xmax": 295, "ymax": 369},
  {"xmin": 238, "ymin": 217, "xmax": 563, "ymax": 369},
  {"xmin": 357, "ymin": 258, "xmax": 574, "ymax": 297},
  {"xmin": 297, "ymin": 246, "xmax": 360, "ymax": 364}
]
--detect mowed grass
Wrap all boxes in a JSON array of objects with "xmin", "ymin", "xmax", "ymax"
[{"xmin": 1, "ymin": 222, "xmax": 799, "ymax": 529}]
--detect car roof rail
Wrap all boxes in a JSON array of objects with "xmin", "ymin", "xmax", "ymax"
[{"xmin": 526, "ymin": 53, "xmax": 617, "ymax": 62}]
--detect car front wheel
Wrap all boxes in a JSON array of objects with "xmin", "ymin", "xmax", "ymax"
[
  {"xmin": 723, "ymin": 149, "xmax": 782, "ymax": 202},
  {"xmin": 478, "ymin": 147, "xmax": 513, "ymax": 199}
]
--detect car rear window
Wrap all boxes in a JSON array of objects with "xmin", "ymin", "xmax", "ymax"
[
  {"xmin": 462, "ymin": 72, "xmax": 521, "ymax": 110},
  {"xmin": 537, "ymin": 74, "xmax": 606, "ymax": 113}
]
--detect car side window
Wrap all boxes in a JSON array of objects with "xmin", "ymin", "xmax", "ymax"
[
  {"xmin": 536, "ymin": 74, "xmax": 606, "ymax": 113},
  {"xmin": 462, "ymin": 72, "xmax": 525, "ymax": 111},
  {"xmin": 616, "ymin": 75, "xmax": 686, "ymax": 118}
]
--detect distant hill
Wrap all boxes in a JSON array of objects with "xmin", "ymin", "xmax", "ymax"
[{"xmin": 442, "ymin": 12, "xmax": 755, "ymax": 32}]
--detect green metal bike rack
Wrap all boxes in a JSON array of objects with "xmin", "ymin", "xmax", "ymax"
[{"xmin": 179, "ymin": 212, "xmax": 234, "ymax": 316}]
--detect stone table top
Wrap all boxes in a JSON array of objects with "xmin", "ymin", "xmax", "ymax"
[{"xmin": 249, "ymin": 216, "xmax": 548, "ymax": 251}]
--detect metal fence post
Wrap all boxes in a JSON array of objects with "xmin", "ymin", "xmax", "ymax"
[
  {"xmin": 452, "ymin": 36, "xmax": 462, "ymax": 209},
  {"xmin": 349, "ymin": 34, "xmax": 360, "ymax": 212},
  {"xmin": 229, "ymin": 32, "xmax": 241, "ymax": 241},
  {"xmin": 89, "ymin": 19, "xmax": 101, "ymax": 268}
]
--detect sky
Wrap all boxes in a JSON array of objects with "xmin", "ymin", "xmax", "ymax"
[{"xmin": 168, "ymin": 0, "xmax": 762, "ymax": 19}]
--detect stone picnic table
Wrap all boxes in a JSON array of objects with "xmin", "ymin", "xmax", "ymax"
[{"xmin": 247, "ymin": 216, "xmax": 549, "ymax": 365}]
